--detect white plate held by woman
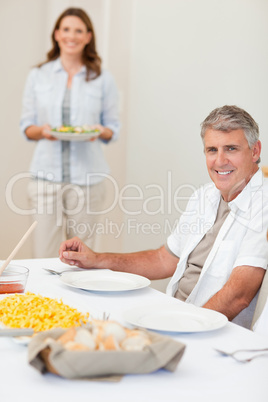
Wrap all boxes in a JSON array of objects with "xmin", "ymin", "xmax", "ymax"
[{"xmin": 47, "ymin": 130, "xmax": 100, "ymax": 141}]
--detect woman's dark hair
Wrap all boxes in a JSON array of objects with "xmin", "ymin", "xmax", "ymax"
[{"xmin": 38, "ymin": 8, "xmax": 101, "ymax": 80}]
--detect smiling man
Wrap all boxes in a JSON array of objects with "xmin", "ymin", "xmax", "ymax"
[
  {"xmin": 59, "ymin": 105, "xmax": 268, "ymax": 328},
  {"xmin": 204, "ymin": 113, "xmax": 261, "ymax": 203}
]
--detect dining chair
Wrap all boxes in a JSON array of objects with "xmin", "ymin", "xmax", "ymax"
[
  {"xmin": 251, "ymin": 268, "xmax": 268, "ymax": 331},
  {"xmin": 248, "ymin": 168, "xmax": 268, "ymax": 332},
  {"xmin": 262, "ymin": 166, "xmax": 268, "ymax": 178}
]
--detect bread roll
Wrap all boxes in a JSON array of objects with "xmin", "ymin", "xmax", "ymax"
[
  {"xmin": 121, "ymin": 334, "xmax": 151, "ymax": 351},
  {"xmin": 74, "ymin": 328, "xmax": 96, "ymax": 350},
  {"xmin": 44, "ymin": 320, "xmax": 152, "ymax": 353}
]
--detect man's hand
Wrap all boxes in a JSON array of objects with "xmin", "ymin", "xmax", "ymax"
[
  {"xmin": 58, "ymin": 238, "xmax": 179, "ymax": 279},
  {"xmin": 59, "ymin": 237, "xmax": 97, "ymax": 268}
]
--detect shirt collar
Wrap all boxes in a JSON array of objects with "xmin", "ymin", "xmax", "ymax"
[
  {"xmin": 204, "ymin": 184, "xmax": 222, "ymax": 214},
  {"xmin": 52, "ymin": 58, "xmax": 64, "ymax": 72},
  {"xmin": 52, "ymin": 58, "xmax": 87, "ymax": 75},
  {"xmin": 228, "ymin": 168, "xmax": 263, "ymax": 213}
]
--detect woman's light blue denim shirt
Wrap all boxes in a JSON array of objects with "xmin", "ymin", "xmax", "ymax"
[{"xmin": 20, "ymin": 58, "xmax": 120, "ymax": 185}]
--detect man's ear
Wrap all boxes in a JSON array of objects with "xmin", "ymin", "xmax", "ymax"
[{"xmin": 252, "ymin": 140, "xmax": 261, "ymax": 162}]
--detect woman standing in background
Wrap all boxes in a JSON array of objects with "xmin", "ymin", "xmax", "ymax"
[{"xmin": 20, "ymin": 8, "xmax": 120, "ymax": 258}]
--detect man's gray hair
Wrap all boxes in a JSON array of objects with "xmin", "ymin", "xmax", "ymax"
[{"xmin": 200, "ymin": 105, "xmax": 259, "ymax": 148}]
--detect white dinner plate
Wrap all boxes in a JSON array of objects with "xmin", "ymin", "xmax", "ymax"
[
  {"xmin": 0, "ymin": 324, "xmax": 32, "ymax": 345},
  {"xmin": 123, "ymin": 303, "xmax": 228, "ymax": 333},
  {"xmin": 47, "ymin": 130, "xmax": 100, "ymax": 141},
  {"xmin": 0, "ymin": 295, "xmax": 33, "ymax": 345},
  {"xmin": 0, "ymin": 293, "xmax": 20, "ymax": 299},
  {"xmin": 59, "ymin": 270, "xmax": 151, "ymax": 292}
]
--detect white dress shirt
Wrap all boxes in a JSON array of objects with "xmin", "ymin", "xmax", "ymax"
[{"xmin": 166, "ymin": 169, "xmax": 268, "ymax": 327}]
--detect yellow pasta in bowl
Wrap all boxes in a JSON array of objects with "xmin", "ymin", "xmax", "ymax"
[{"xmin": 0, "ymin": 292, "xmax": 89, "ymax": 332}]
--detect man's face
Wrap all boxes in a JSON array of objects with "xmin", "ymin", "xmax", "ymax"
[{"xmin": 204, "ymin": 129, "xmax": 261, "ymax": 201}]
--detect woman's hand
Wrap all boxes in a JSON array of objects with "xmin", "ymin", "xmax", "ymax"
[
  {"xmin": 25, "ymin": 124, "xmax": 57, "ymax": 141},
  {"xmin": 59, "ymin": 237, "xmax": 97, "ymax": 268},
  {"xmin": 89, "ymin": 124, "xmax": 113, "ymax": 142},
  {"xmin": 42, "ymin": 124, "xmax": 58, "ymax": 141}
]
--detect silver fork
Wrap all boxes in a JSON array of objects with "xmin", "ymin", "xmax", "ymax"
[
  {"xmin": 42, "ymin": 268, "xmax": 68, "ymax": 275},
  {"xmin": 102, "ymin": 312, "xmax": 110, "ymax": 321},
  {"xmin": 215, "ymin": 347, "xmax": 268, "ymax": 363},
  {"xmin": 42, "ymin": 268, "xmax": 83, "ymax": 275}
]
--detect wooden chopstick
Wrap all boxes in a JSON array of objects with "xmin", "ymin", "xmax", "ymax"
[{"xmin": 0, "ymin": 221, "xmax": 37, "ymax": 276}]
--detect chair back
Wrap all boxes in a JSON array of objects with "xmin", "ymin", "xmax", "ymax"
[
  {"xmin": 252, "ymin": 169, "xmax": 268, "ymax": 332},
  {"xmin": 251, "ymin": 269, "xmax": 268, "ymax": 330}
]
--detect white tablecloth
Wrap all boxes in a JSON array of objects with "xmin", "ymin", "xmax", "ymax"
[{"xmin": 1, "ymin": 258, "xmax": 268, "ymax": 402}]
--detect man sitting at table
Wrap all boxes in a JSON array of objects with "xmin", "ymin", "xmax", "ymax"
[{"xmin": 59, "ymin": 105, "xmax": 268, "ymax": 329}]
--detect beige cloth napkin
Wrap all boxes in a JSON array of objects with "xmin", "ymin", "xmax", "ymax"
[{"xmin": 28, "ymin": 327, "xmax": 186, "ymax": 381}]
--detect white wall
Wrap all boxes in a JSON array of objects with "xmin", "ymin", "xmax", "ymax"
[
  {"xmin": 0, "ymin": 0, "xmax": 46, "ymax": 258},
  {"xmin": 123, "ymin": 0, "xmax": 268, "ymax": 253},
  {"xmin": 123, "ymin": 0, "xmax": 268, "ymax": 290},
  {"xmin": 1, "ymin": 0, "xmax": 268, "ymax": 291}
]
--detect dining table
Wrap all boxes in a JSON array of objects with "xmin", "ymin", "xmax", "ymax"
[{"xmin": 1, "ymin": 257, "xmax": 268, "ymax": 402}]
